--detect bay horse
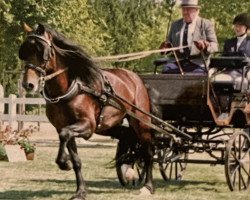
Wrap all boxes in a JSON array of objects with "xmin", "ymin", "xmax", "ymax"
[{"xmin": 19, "ymin": 23, "xmax": 154, "ymax": 200}]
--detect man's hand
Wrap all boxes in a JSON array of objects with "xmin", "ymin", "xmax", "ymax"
[
  {"xmin": 159, "ymin": 41, "xmax": 172, "ymax": 55},
  {"xmin": 194, "ymin": 40, "xmax": 210, "ymax": 51}
]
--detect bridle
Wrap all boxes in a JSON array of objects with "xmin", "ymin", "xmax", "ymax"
[{"xmin": 24, "ymin": 34, "xmax": 68, "ymax": 89}]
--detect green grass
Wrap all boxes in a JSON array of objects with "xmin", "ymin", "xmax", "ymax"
[{"xmin": 0, "ymin": 145, "xmax": 250, "ymax": 200}]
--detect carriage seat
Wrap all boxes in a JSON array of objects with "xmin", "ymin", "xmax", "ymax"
[
  {"xmin": 153, "ymin": 57, "xmax": 176, "ymax": 66},
  {"xmin": 210, "ymin": 72, "xmax": 248, "ymax": 92},
  {"xmin": 209, "ymin": 57, "xmax": 250, "ymax": 92}
]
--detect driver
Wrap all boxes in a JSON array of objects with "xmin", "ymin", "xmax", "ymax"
[{"xmin": 160, "ymin": 0, "xmax": 218, "ymax": 74}]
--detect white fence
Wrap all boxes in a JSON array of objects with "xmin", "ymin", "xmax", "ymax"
[{"xmin": 0, "ymin": 94, "xmax": 48, "ymax": 130}]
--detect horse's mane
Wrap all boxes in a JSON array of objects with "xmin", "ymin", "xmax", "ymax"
[{"xmin": 39, "ymin": 24, "xmax": 102, "ymax": 86}]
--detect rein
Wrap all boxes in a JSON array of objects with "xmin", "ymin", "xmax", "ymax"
[
  {"xmin": 42, "ymin": 68, "xmax": 68, "ymax": 81},
  {"xmin": 93, "ymin": 45, "xmax": 190, "ymax": 62}
]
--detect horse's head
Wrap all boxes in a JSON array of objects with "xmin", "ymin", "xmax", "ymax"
[
  {"xmin": 19, "ymin": 23, "xmax": 55, "ymax": 93},
  {"xmin": 19, "ymin": 23, "xmax": 102, "ymax": 95}
]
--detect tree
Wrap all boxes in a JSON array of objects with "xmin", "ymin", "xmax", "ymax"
[
  {"xmin": 88, "ymin": 0, "xmax": 173, "ymax": 70},
  {"xmin": 0, "ymin": 0, "xmax": 101, "ymax": 95},
  {"xmin": 200, "ymin": 0, "xmax": 250, "ymax": 49}
]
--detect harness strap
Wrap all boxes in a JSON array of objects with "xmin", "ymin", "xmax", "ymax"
[
  {"xmin": 42, "ymin": 79, "xmax": 80, "ymax": 103},
  {"xmin": 109, "ymin": 92, "xmax": 192, "ymax": 140},
  {"xmin": 125, "ymin": 109, "xmax": 175, "ymax": 140},
  {"xmin": 78, "ymin": 84, "xmax": 124, "ymax": 110},
  {"xmin": 25, "ymin": 63, "xmax": 46, "ymax": 76}
]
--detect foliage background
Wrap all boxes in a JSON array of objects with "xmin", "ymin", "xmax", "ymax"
[{"xmin": 0, "ymin": 0, "xmax": 250, "ymax": 95}]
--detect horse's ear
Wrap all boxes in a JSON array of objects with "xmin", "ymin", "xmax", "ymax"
[
  {"xmin": 23, "ymin": 22, "xmax": 33, "ymax": 33},
  {"xmin": 36, "ymin": 23, "xmax": 45, "ymax": 35}
]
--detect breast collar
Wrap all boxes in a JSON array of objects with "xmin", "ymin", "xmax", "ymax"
[
  {"xmin": 41, "ymin": 79, "xmax": 81, "ymax": 103},
  {"xmin": 41, "ymin": 74, "xmax": 112, "ymax": 104}
]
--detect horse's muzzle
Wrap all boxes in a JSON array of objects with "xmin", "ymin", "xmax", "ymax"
[{"xmin": 22, "ymin": 82, "xmax": 35, "ymax": 92}]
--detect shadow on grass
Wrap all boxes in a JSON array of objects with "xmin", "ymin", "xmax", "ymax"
[
  {"xmin": 155, "ymin": 178, "xmax": 222, "ymax": 192},
  {"xmin": 0, "ymin": 190, "xmax": 74, "ymax": 200},
  {"xmin": 0, "ymin": 177, "xmax": 223, "ymax": 199}
]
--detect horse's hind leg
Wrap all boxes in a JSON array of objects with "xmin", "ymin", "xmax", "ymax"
[
  {"xmin": 140, "ymin": 140, "xmax": 154, "ymax": 194},
  {"xmin": 130, "ymin": 119, "xmax": 154, "ymax": 194}
]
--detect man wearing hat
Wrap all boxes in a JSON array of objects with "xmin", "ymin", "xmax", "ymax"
[
  {"xmin": 223, "ymin": 13, "xmax": 250, "ymax": 57},
  {"xmin": 160, "ymin": 0, "xmax": 218, "ymax": 73}
]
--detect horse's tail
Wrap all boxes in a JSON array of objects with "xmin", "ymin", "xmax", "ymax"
[{"xmin": 145, "ymin": 83, "xmax": 163, "ymax": 124}]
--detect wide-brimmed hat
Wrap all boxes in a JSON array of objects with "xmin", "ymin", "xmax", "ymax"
[
  {"xmin": 180, "ymin": 0, "xmax": 200, "ymax": 8},
  {"xmin": 233, "ymin": 13, "xmax": 250, "ymax": 28}
]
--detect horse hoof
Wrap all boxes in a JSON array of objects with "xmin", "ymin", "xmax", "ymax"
[
  {"xmin": 69, "ymin": 192, "xmax": 86, "ymax": 200},
  {"xmin": 58, "ymin": 160, "xmax": 72, "ymax": 171},
  {"xmin": 139, "ymin": 186, "xmax": 153, "ymax": 196},
  {"xmin": 124, "ymin": 165, "xmax": 137, "ymax": 181},
  {"xmin": 69, "ymin": 197, "xmax": 85, "ymax": 200}
]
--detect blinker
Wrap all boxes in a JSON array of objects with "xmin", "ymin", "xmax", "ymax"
[{"xmin": 28, "ymin": 34, "xmax": 52, "ymax": 61}]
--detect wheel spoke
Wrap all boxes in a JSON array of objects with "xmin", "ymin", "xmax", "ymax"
[
  {"xmin": 241, "ymin": 146, "xmax": 250, "ymax": 160},
  {"xmin": 159, "ymin": 156, "xmax": 187, "ymax": 181},
  {"xmin": 241, "ymin": 163, "xmax": 250, "ymax": 177},
  {"xmin": 137, "ymin": 165, "xmax": 142, "ymax": 180},
  {"xmin": 230, "ymin": 147, "xmax": 239, "ymax": 162},
  {"xmin": 231, "ymin": 163, "xmax": 240, "ymax": 182},
  {"xmin": 232, "ymin": 166, "xmax": 238, "ymax": 187},
  {"xmin": 169, "ymin": 163, "xmax": 173, "ymax": 179},
  {"xmin": 164, "ymin": 162, "xmax": 170, "ymax": 171},
  {"xmin": 239, "ymin": 170, "xmax": 247, "ymax": 189},
  {"xmin": 238, "ymin": 135, "xmax": 242, "ymax": 159},
  {"xmin": 240, "ymin": 138, "xmax": 247, "ymax": 152}
]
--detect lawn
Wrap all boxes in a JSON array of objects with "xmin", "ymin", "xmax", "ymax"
[{"xmin": 0, "ymin": 142, "xmax": 249, "ymax": 200}]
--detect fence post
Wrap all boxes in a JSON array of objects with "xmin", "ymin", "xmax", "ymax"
[
  {"xmin": 18, "ymin": 79, "xmax": 25, "ymax": 131},
  {"xmin": 0, "ymin": 84, "xmax": 4, "ymax": 131},
  {"xmin": 9, "ymin": 94, "xmax": 17, "ymax": 129}
]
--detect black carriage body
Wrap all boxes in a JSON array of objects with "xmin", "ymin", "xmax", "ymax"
[
  {"xmin": 142, "ymin": 56, "xmax": 250, "ymax": 128},
  {"xmin": 141, "ymin": 74, "xmax": 213, "ymax": 127}
]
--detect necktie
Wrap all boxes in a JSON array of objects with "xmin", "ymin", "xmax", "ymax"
[{"xmin": 182, "ymin": 23, "xmax": 190, "ymax": 57}]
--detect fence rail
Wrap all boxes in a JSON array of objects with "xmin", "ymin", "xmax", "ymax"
[{"xmin": 0, "ymin": 94, "xmax": 48, "ymax": 130}]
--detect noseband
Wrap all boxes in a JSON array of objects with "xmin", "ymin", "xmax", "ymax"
[{"xmin": 24, "ymin": 34, "xmax": 68, "ymax": 87}]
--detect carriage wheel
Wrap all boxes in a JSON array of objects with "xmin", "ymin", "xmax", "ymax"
[
  {"xmin": 225, "ymin": 131, "xmax": 250, "ymax": 191},
  {"xmin": 115, "ymin": 141, "xmax": 146, "ymax": 187},
  {"xmin": 158, "ymin": 150, "xmax": 188, "ymax": 181}
]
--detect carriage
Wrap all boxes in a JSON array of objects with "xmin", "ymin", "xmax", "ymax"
[{"xmin": 115, "ymin": 55, "xmax": 250, "ymax": 191}]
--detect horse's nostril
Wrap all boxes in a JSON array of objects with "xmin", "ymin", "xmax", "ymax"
[
  {"xmin": 28, "ymin": 83, "xmax": 34, "ymax": 90},
  {"xmin": 22, "ymin": 82, "xmax": 34, "ymax": 91}
]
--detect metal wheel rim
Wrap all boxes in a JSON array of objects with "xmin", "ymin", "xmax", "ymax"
[{"xmin": 225, "ymin": 131, "xmax": 250, "ymax": 191}]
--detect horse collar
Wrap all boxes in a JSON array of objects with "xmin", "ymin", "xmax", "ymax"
[{"xmin": 41, "ymin": 79, "xmax": 80, "ymax": 103}]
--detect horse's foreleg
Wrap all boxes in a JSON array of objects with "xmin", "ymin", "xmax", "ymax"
[
  {"xmin": 56, "ymin": 122, "xmax": 93, "ymax": 170},
  {"xmin": 56, "ymin": 128, "xmax": 72, "ymax": 170},
  {"xmin": 56, "ymin": 126, "xmax": 88, "ymax": 200},
  {"xmin": 67, "ymin": 139, "xmax": 87, "ymax": 200}
]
